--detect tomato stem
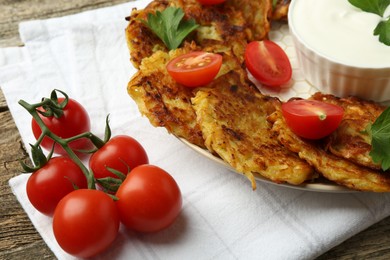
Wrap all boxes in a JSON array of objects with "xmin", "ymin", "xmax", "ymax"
[
  {"xmin": 18, "ymin": 93, "xmax": 102, "ymax": 190},
  {"xmin": 57, "ymin": 140, "xmax": 95, "ymax": 189}
]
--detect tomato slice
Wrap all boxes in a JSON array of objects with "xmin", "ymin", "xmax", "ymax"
[
  {"xmin": 281, "ymin": 99, "xmax": 344, "ymax": 140},
  {"xmin": 245, "ymin": 40, "xmax": 292, "ymax": 87},
  {"xmin": 197, "ymin": 0, "xmax": 226, "ymax": 4},
  {"xmin": 166, "ymin": 51, "xmax": 223, "ymax": 87}
]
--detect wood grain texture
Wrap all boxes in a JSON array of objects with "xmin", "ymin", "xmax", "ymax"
[
  {"xmin": 0, "ymin": 0, "xmax": 131, "ymax": 47},
  {"xmin": 1, "ymin": 0, "xmax": 390, "ymax": 259}
]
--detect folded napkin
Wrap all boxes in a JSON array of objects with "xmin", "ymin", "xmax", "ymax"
[{"xmin": 2, "ymin": 1, "xmax": 390, "ymax": 259}]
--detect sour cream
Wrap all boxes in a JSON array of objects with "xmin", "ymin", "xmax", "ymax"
[{"xmin": 289, "ymin": 0, "xmax": 390, "ymax": 68}]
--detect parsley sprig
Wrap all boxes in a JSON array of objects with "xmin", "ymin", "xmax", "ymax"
[
  {"xmin": 369, "ymin": 107, "xmax": 390, "ymax": 170},
  {"xmin": 272, "ymin": 0, "xmax": 278, "ymax": 9},
  {"xmin": 348, "ymin": 0, "xmax": 390, "ymax": 46},
  {"xmin": 142, "ymin": 7, "xmax": 199, "ymax": 50}
]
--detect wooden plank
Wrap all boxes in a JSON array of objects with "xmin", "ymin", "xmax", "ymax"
[
  {"xmin": 0, "ymin": 110, "xmax": 54, "ymax": 259},
  {"xmin": 0, "ymin": 0, "xmax": 131, "ymax": 47}
]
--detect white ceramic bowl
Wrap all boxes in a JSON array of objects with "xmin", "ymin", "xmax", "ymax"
[{"xmin": 288, "ymin": 0, "xmax": 390, "ymax": 103}]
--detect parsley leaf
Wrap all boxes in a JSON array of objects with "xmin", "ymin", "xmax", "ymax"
[
  {"xmin": 374, "ymin": 18, "xmax": 390, "ymax": 46},
  {"xmin": 348, "ymin": 0, "xmax": 390, "ymax": 16},
  {"xmin": 272, "ymin": 0, "xmax": 278, "ymax": 9},
  {"xmin": 142, "ymin": 7, "xmax": 199, "ymax": 50},
  {"xmin": 348, "ymin": 0, "xmax": 390, "ymax": 46},
  {"xmin": 370, "ymin": 107, "xmax": 390, "ymax": 171}
]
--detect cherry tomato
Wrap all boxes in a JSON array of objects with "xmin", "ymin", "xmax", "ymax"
[
  {"xmin": 281, "ymin": 99, "xmax": 344, "ymax": 140},
  {"xmin": 245, "ymin": 40, "xmax": 292, "ymax": 87},
  {"xmin": 26, "ymin": 156, "xmax": 87, "ymax": 216},
  {"xmin": 89, "ymin": 135, "xmax": 149, "ymax": 182},
  {"xmin": 166, "ymin": 51, "xmax": 222, "ymax": 87},
  {"xmin": 197, "ymin": 0, "xmax": 226, "ymax": 4},
  {"xmin": 116, "ymin": 165, "xmax": 182, "ymax": 233},
  {"xmin": 31, "ymin": 97, "xmax": 92, "ymax": 155},
  {"xmin": 53, "ymin": 189, "xmax": 119, "ymax": 258}
]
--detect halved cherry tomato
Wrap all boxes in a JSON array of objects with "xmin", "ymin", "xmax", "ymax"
[
  {"xmin": 281, "ymin": 99, "xmax": 344, "ymax": 140},
  {"xmin": 197, "ymin": 0, "xmax": 226, "ymax": 4},
  {"xmin": 167, "ymin": 51, "xmax": 222, "ymax": 87},
  {"xmin": 245, "ymin": 40, "xmax": 292, "ymax": 87}
]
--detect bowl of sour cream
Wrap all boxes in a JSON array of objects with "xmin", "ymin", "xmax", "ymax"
[{"xmin": 288, "ymin": 0, "xmax": 390, "ymax": 102}]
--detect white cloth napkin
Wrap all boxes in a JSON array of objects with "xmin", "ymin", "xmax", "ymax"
[{"xmin": 2, "ymin": 1, "xmax": 390, "ymax": 259}]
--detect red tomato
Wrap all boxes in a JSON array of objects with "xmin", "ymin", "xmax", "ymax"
[
  {"xmin": 245, "ymin": 40, "xmax": 292, "ymax": 87},
  {"xmin": 53, "ymin": 189, "xmax": 119, "ymax": 258},
  {"xmin": 31, "ymin": 97, "xmax": 92, "ymax": 155},
  {"xmin": 116, "ymin": 165, "xmax": 182, "ymax": 233},
  {"xmin": 89, "ymin": 135, "xmax": 149, "ymax": 181},
  {"xmin": 26, "ymin": 156, "xmax": 87, "ymax": 216},
  {"xmin": 281, "ymin": 99, "xmax": 344, "ymax": 140},
  {"xmin": 197, "ymin": 0, "xmax": 226, "ymax": 4},
  {"xmin": 166, "ymin": 51, "xmax": 222, "ymax": 87}
]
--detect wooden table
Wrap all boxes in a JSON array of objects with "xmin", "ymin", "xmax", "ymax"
[{"xmin": 1, "ymin": 1, "xmax": 390, "ymax": 259}]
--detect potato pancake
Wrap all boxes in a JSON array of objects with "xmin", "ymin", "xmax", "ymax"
[
  {"xmin": 127, "ymin": 42, "xmax": 248, "ymax": 148},
  {"xmin": 226, "ymin": 0, "xmax": 271, "ymax": 41},
  {"xmin": 192, "ymin": 71, "xmax": 314, "ymax": 189},
  {"xmin": 269, "ymin": 109, "xmax": 390, "ymax": 192},
  {"xmin": 125, "ymin": 0, "xmax": 271, "ymax": 68},
  {"xmin": 127, "ymin": 43, "xmax": 205, "ymax": 148},
  {"xmin": 271, "ymin": 0, "xmax": 290, "ymax": 20},
  {"xmin": 310, "ymin": 93, "xmax": 386, "ymax": 170}
]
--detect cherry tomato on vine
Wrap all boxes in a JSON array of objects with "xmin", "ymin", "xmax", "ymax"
[
  {"xmin": 167, "ymin": 51, "xmax": 222, "ymax": 87},
  {"xmin": 31, "ymin": 97, "xmax": 92, "ymax": 155},
  {"xmin": 89, "ymin": 135, "xmax": 149, "ymax": 181},
  {"xmin": 26, "ymin": 156, "xmax": 87, "ymax": 216},
  {"xmin": 197, "ymin": 0, "xmax": 226, "ymax": 4},
  {"xmin": 281, "ymin": 99, "xmax": 344, "ymax": 140},
  {"xmin": 116, "ymin": 165, "xmax": 182, "ymax": 233},
  {"xmin": 53, "ymin": 189, "xmax": 119, "ymax": 258},
  {"xmin": 245, "ymin": 40, "xmax": 292, "ymax": 87}
]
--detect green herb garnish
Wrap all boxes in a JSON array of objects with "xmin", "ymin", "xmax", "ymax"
[
  {"xmin": 369, "ymin": 107, "xmax": 390, "ymax": 170},
  {"xmin": 348, "ymin": 0, "xmax": 390, "ymax": 46},
  {"xmin": 349, "ymin": 0, "xmax": 390, "ymax": 16},
  {"xmin": 272, "ymin": 0, "xmax": 278, "ymax": 9},
  {"xmin": 374, "ymin": 18, "xmax": 390, "ymax": 45},
  {"xmin": 142, "ymin": 7, "xmax": 199, "ymax": 50}
]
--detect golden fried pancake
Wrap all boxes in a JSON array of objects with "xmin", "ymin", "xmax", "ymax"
[
  {"xmin": 127, "ymin": 42, "xmax": 247, "ymax": 148},
  {"xmin": 271, "ymin": 0, "xmax": 290, "ymax": 21},
  {"xmin": 125, "ymin": 0, "xmax": 271, "ymax": 68},
  {"xmin": 269, "ymin": 109, "xmax": 390, "ymax": 192},
  {"xmin": 192, "ymin": 71, "xmax": 314, "ymax": 189},
  {"xmin": 310, "ymin": 93, "xmax": 386, "ymax": 170},
  {"xmin": 226, "ymin": 0, "xmax": 271, "ymax": 41},
  {"xmin": 127, "ymin": 44, "xmax": 205, "ymax": 147}
]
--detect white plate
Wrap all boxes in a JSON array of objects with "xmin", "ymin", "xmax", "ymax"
[{"xmin": 179, "ymin": 138, "xmax": 356, "ymax": 193}]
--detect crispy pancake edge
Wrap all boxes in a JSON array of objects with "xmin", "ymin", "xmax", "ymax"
[
  {"xmin": 192, "ymin": 72, "xmax": 314, "ymax": 189},
  {"xmin": 269, "ymin": 109, "xmax": 390, "ymax": 192}
]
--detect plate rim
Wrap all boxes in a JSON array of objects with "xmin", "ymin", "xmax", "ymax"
[{"xmin": 178, "ymin": 138, "xmax": 357, "ymax": 193}]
